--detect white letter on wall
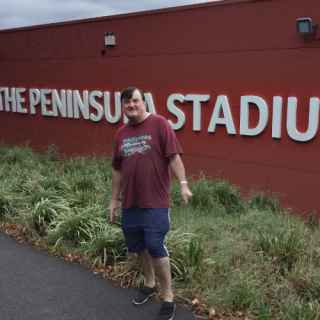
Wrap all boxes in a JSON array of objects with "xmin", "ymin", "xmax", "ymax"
[
  {"xmin": 167, "ymin": 94, "xmax": 186, "ymax": 130},
  {"xmin": 40, "ymin": 89, "xmax": 55, "ymax": 117},
  {"xmin": 287, "ymin": 97, "xmax": 320, "ymax": 142},
  {"xmin": 185, "ymin": 94, "xmax": 210, "ymax": 131},
  {"xmin": 29, "ymin": 89, "xmax": 41, "ymax": 114},
  {"xmin": 4, "ymin": 88, "xmax": 16, "ymax": 112},
  {"xmin": 66, "ymin": 90, "xmax": 74, "ymax": 118},
  {"xmin": 16, "ymin": 88, "xmax": 27, "ymax": 114},
  {"xmin": 104, "ymin": 91, "xmax": 121, "ymax": 123},
  {"xmin": 73, "ymin": 90, "xmax": 89, "ymax": 119},
  {"xmin": 144, "ymin": 93, "xmax": 157, "ymax": 114},
  {"xmin": 89, "ymin": 90, "xmax": 104, "ymax": 122},
  {"xmin": 52, "ymin": 90, "xmax": 67, "ymax": 117},
  {"xmin": 208, "ymin": 95, "xmax": 236, "ymax": 134},
  {"xmin": 240, "ymin": 95, "xmax": 268, "ymax": 136},
  {"xmin": 272, "ymin": 96, "xmax": 283, "ymax": 139},
  {"xmin": 0, "ymin": 87, "xmax": 6, "ymax": 111}
]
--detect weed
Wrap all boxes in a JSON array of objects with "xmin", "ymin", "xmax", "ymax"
[
  {"xmin": 30, "ymin": 197, "xmax": 70, "ymax": 235},
  {"xmin": 222, "ymin": 273, "xmax": 260, "ymax": 312},
  {"xmin": 0, "ymin": 192, "xmax": 16, "ymax": 219},
  {"xmin": 281, "ymin": 301, "xmax": 320, "ymax": 320},
  {"xmin": 256, "ymin": 227, "xmax": 306, "ymax": 273},
  {"xmin": 166, "ymin": 230, "xmax": 204, "ymax": 282},
  {"xmin": 48, "ymin": 207, "xmax": 100, "ymax": 246},
  {"xmin": 189, "ymin": 176, "xmax": 245, "ymax": 214},
  {"xmin": 81, "ymin": 223, "xmax": 126, "ymax": 264},
  {"xmin": 249, "ymin": 192, "xmax": 281, "ymax": 213}
]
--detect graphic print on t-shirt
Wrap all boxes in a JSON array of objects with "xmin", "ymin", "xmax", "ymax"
[{"xmin": 121, "ymin": 134, "xmax": 152, "ymax": 157}]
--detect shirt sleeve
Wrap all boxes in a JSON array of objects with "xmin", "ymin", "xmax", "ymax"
[{"xmin": 160, "ymin": 117, "xmax": 183, "ymax": 158}]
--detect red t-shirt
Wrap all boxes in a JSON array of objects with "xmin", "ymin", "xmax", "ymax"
[{"xmin": 112, "ymin": 114, "xmax": 182, "ymax": 208}]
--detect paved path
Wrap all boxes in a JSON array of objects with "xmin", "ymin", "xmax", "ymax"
[{"xmin": 0, "ymin": 232, "xmax": 195, "ymax": 320}]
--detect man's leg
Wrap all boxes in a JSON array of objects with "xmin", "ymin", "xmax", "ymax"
[
  {"xmin": 153, "ymin": 256, "xmax": 173, "ymax": 302},
  {"xmin": 140, "ymin": 249, "xmax": 156, "ymax": 288}
]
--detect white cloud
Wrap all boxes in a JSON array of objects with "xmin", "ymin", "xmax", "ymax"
[{"xmin": 0, "ymin": 0, "xmax": 220, "ymax": 30}]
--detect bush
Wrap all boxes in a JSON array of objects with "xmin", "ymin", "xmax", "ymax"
[
  {"xmin": 0, "ymin": 145, "xmax": 35, "ymax": 165},
  {"xmin": 281, "ymin": 301, "xmax": 320, "ymax": 320},
  {"xmin": 174, "ymin": 176, "xmax": 245, "ymax": 215},
  {"xmin": 289, "ymin": 270, "xmax": 320, "ymax": 303},
  {"xmin": 30, "ymin": 197, "xmax": 70, "ymax": 235},
  {"xmin": 48, "ymin": 207, "xmax": 101, "ymax": 246},
  {"xmin": 81, "ymin": 223, "xmax": 126, "ymax": 264},
  {"xmin": 0, "ymin": 192, "xmax": 16, "ymax": 219},
  {"xmin": 219, "ymin": 272, "xmax": 262, "ymax": 312},
  {"xmin": 256, "ymin": 227, "xmax": 306, "ymax": 273},
  {"xmin": 166, "ymin": 229, "xmax": 205, "ymax": 282},
  {"xmin": 249, "ymin": 192, "xmax": 281, "ymax": 213}
]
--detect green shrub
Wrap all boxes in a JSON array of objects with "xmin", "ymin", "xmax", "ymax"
[
  {"xmin": 0, "ymin": 192, "xmax": 16, "ymax": 219},
  {"xmin": 39, "ymin": 177, "xmax": 70, "ymax": 195},
  {"xmin": 30, "ymin": 197, "xmax": 70, "ymax": 235},
  {"xmin": 189, "ymin": 177, "xmax": 245, "ymax": 214},
  {"xmin": 289, "ymin": 270, "xmax": 320, "ymax": 303},
  {"xmin": 0, "ymin": 145, "xmax": 35, "ymax": 165},
  {"xmin": 281, "ymin": 301, "xmax": 320, "ymax": 320},
  {"xmin": 44, "ymin": 144, "xmax": 60, "ymax": 161},
  {"xmin": 253, "ymin": 302, "xmax": 272, "ymax": 320},
  {"xmin": 81, "ymin": 223, "xmax": 126, "ymax": 264},
  {"xmin": 166, "ymin": 230, "xmax": 204, "ymax": 282},
  {"xmin": 48, "ymin": 207, "xmax": 100, "ymax": 246},
  {"xmin": 256, "ymin": 227, "xmax": 306, "ymax": 272},
  {"xmin": 249, "ymin": 192, "xmax": 281, "ymax": 213},
  {"xmin": 72, "ymin": 176, "xmax": 97, "ymax": 192},
  {"xmin": 222, "ymin": 274, "xmax": 260, "ymax": 312}
]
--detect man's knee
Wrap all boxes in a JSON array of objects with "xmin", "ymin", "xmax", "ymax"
[{"xmin": 146, "ymin": 240, "xmax": 169, "ymax": 258}]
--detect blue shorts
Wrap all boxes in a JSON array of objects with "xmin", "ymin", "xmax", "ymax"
[{"xmin": 121, "ymin": 208, "xmax": 170, "ymax": 258}]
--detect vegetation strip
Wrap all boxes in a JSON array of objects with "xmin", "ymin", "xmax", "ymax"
[{"xmin": 0, "ymin": 145, "xmax": 320, "ymax": 320}]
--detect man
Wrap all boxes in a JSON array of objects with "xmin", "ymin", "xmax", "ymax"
[{"xmin": 109, "ymin": 86, "xmax": 192, "ymax": 320}]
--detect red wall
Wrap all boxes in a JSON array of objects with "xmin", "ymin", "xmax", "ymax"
[{"xmin": 1, "ymin": 0, "xmax": 320, "ymax": 215}]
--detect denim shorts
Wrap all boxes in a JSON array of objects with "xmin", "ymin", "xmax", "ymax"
[{"xmin": 121, "ymin": 208, "xmax": 170, "ymax": 258}]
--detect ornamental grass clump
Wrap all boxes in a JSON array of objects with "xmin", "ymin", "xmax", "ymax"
[
  {"xmin": 171, "ymin": 175, "xmax": 245, "ymax": 214},
  {"xmin": 188, "ymin": 176, "xmax": 245, "ymax": 214},
  {"xmin": 289, "ymin": 267, "xmax": 320, "ymax": 303},
  {"xmin": 0, "ymin": 145, "xmax": 35, "ymax": 165},
  {"xmin": 255, "ymin": 226, "xmax": 306, "ymax": 273},
  {"xmin": 0, "ymin": 192, "xmax": 16, "ymax": 219},
  {"xmin": 81, "ymin": 223, "xmax": 126, "ymax": 265},
  {"xmin": 39, "ymin": 176, "xmax": 70, "ymax": 196},
  {"xmin": 47, "ymin": 207, "xmax": 101, "ymax": 246},
  {"xmin": 249, "ymin": 192, "xmax": 281, "ymax": 213},
  {"xmin": 281, "ymin": 301, "xmax": 320, "ymax": 320},
  {"xmin": 166, "ymin": 229, "xmax": 205, "ymax": 282},
  {"xmin": 29, "ymin": 196, "xmax": 71, "ymax": 236},
  {"xmin": 221, "ymin": 273, "xmax": 261, "ymax": 312}
]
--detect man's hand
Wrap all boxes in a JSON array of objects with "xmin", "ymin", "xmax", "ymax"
[
  {"xmin": 108, "ymin": 199, "xmax": 121, "ymax": 224},
  {"xmin": 181, "ymin": 183, "xmax": 193, "ymax": 205}
]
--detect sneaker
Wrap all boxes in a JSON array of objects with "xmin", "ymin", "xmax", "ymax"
[
  {"xmin": 132, "ymin": 286, "xmax": 156, "ymax": 305},
  {"xmin": 156, "ymin": 301, "xmax": 176, "ymax": 320}
]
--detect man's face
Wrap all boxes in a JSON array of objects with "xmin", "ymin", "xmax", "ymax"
[{"xmin": 122, "ymin": 89, "xmax": 147, "ymax": 123}]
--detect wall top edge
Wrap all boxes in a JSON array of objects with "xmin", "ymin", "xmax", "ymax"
[{"xmin": 0, "ymin": 0, "xmax": 272, "ymax": 34}]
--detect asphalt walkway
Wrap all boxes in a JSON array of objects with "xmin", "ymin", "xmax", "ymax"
[{"xmin": 0, "ymin": 232, "xmax": 195, "ymax": 320}]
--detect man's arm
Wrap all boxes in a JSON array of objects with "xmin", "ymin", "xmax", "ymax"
[
  {"xmin": 108, "ymin": 168, "xmax": 121, "ymax": 223},
  {"xmin": 169, "ymin": 154, "xmax": 193, "ymax": 204}
]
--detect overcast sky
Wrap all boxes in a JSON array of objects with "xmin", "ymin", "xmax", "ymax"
[{"xmin": 0, "ymin": 0, "xmax": 220, "ymax": 30}]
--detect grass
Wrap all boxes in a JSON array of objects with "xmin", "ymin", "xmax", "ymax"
[{"xmin": 0, "ymin": 145, "xmax": 319, "ymax": 319}]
